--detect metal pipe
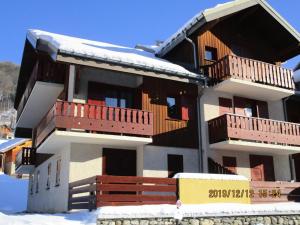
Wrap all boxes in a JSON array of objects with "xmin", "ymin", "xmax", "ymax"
[
  {"xmin": 184, "ymin": 34, "xmax": 198, "ymax": 71},
  {"xmin": 196, "ymin": 87, "xmax": 204, "ymax": 172}
]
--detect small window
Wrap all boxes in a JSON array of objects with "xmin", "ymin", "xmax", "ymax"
[
  {"xmin": 205, "ymin": 46, "xmax": 217, "ymax": 61},
  {"xmin": 168, "ymin": 154, "xmax": 183, "ymax": 178},
  {"xmin": 30, "ymin": 174, "xmax": 34, "ymax": 195},
  {"xmin": 35, "ymin": 171, "xmax": 40, "ymax": 193},
  {"xmin": 167, "ymin": 97, "xmax": 180, "ymax": 119},
  {"xmin": 223, "ymin": 156, "xmax": 237, "ymax": 174},
  {"xmin": 55, "ymin": 159, "xmax": 61, "ymax": 187},
  {"xmin": 46, "ymin": 163, "xmax": 51, "ymax": 190}
]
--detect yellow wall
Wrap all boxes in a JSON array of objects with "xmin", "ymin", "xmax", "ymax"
[{"xmin": 179, "ymin": 178, "xmax": 251, "ymax": 204}]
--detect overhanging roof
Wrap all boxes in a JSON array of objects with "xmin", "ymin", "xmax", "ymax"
[{"xmin": 156, "ymin": 0, "xmax": 300, "ymax": 58}]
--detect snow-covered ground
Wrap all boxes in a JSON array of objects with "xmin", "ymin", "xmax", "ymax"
[{"xmin": 0, "ymin": 173, "xmax": 96, "ymax": 225}]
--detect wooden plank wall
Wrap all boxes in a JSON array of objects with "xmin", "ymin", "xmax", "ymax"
[{"xmin": 141, "ymin": 77, "xmax": 198, "ymax": 149}]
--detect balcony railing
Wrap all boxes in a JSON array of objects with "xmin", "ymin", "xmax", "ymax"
[
  {"xmin": 34, "ymin": 101, "xmax": 154, "ymax": 147},
  {"xmin": 208, "ymin": 113, "xmax": 300, "ymax": 146},
  {"xmin": 207, "ymin": 55, "xmax": 295, "ymax": 90},
  {"xmin": 15, "ymin": 147, "xmax": 36, "ymax": 173}
]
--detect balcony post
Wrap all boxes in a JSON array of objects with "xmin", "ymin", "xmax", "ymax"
[{"xmin": 68, "ymin": 65, "xmax": 76, "ymax": 102}]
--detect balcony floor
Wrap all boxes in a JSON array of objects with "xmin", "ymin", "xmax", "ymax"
[
  {"xmin": 213, "ymin": 78, "xmax": 294, "ymax": 101},
  {"xmin": 37, "ymin": 130, "xmax": 152, "ymax": 154},
  {"xmin": 210, "ymin": 140, "xmax": 300, "ymax": 155}
]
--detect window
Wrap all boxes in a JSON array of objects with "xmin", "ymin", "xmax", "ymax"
[
  {"xmin": 55, "ymin": 159, "xmax": 61, "ymax": 187},
  {"xmin": 30, "ymin": 174, "xmax": 34, "ymax": 195},
  {"xmin": 167, "ymin": 154, "xmax": 183, "ymax": 178},
  {"xmin": 205, "ymin": 46, "xmax": 217, "ymax": 61},
  {"xmin": 167, "ymin": 97, "xmax": 179, "ymax": 119},
  {"xmin": 46, "ymin": 163, "xmax": 51, "ymax": 190},
  {"xmin": 35, "ymin": 171, "xmax": 40, "ymax": 193}
]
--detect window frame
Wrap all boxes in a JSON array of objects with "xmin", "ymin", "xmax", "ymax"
[
  {"xmin": 166, "ymin": 96, "xmax": 181, "ymax": 120},
  {"xmin": 204, "ymin": 46, "xmax": 218, "ymax": 61}
]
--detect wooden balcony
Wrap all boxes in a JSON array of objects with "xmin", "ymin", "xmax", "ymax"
[
  {"xmin": 207, "ymin": 55, "xmax": 295, "ymax": 100},
  {"xmin": 15, "ymin": 147, "xmax": 36, "ymax": 174},
  {"xmin": 68, "ymin": 175, "xmax": 177, "ymax": 210},
  {"xmin": 208, "ymin": 113, "xmax": 300, "ymax": 154},
  {"xmin": 34, "ymin": 101, "xmax": 154, "ymax": 148}
]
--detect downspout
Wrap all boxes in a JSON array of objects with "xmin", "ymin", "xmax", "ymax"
[
  {"xmin": 184, "ymin": 33, "xmax": 204, "ymax": 172},
  {"xmin": 283, "ymin": 96, "xmax": 296, "ymax": 181}
]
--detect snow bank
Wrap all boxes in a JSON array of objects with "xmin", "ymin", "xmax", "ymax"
[
  {"xmin": 0, "ymin": 173, "xmax": 28, "ymax": 213},
  {"xmin": 27, "ymin": 30, "xmax": 199, "ymax": 79},
  {"xmin": 97, "ymin": 203, "xmax": 300, "ymax": 219},
  {"xmin": 0, "ymin": 211, "xmax": 96, "ymax": 225},
  {"xmin": 173, "ymin": 173, "xmax": 248, "ymax": 181}
]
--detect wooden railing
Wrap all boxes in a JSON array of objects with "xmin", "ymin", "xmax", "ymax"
[
  {"xmin": 15, "ymin": 147, "xmax": 36, "ymax": 171},
  {"xmin": 251, "ymin": 181, "xmax": 300, "ymax": 203},
  {"xmin": 68, "ymin": 175, "xmax": 177, "ymax": 210},
  {"xmin": 208, "ymin": 55, "xmax": 295, "ymax": 90},
  {"xmin": 208, "ymin": 113, "xmax": 300, "ymax": 146},
  {"xmin": 34, "ymin": 101, "xmax": 154, "ymax": 147},
  {"xmin": 208, "ymin": 157, "xmax": 236, "ymax": 175}
]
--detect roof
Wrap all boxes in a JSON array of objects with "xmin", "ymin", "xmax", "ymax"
[
  {"xmin": 156, "ymin": 0, "xmax": 300, "ymax": 57},
  {"xmin": 0, "ymin": 138, "xmax": 29, "ymax": 153},
  {"xmin": 26, "ymin": 29, "xmax": 201, "ymax": 80}
]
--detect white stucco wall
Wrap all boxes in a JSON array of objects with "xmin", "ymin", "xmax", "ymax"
[
  {"xmin": 142, "ymin": 145, "xmax": 199, "ymax": 177},
  {"xmin": 27, "ymin": 145, "xmax": 70, "ymax": 213}
]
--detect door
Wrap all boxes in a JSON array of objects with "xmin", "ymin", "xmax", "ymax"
[
  {"xmin": 223, "ymin": 156, "xmax": 237, "ymax": 174},
  {"xmin": 293, "ymin": 154, "xmax": 300, "ymax": 182},
  {"xmin": 102, "ymin": 148, "xmax": 136, "ymax": 176},
  {"xmin": 167, "ymin": 154, "xmax": 183, "ymax": 178},
  {"xmin": 250, "ymin": 155, "xmax": 275, "ymax": 181}
]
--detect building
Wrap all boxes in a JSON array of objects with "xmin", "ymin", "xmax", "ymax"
[
  {"xmin": 14, "ymin": 0, "xmax": 299, "ymax": 213},
  {"xmin": 0, "ymin": 138, "xmax": 31, "ymax": 175}
]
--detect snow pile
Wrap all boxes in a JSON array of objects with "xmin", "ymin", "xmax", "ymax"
[
  {"xmin": 27, "ymin": 29, "xmax": 199, "ymax": 79},
  {"xmin": 98, "ymin": 203, "xmax": 300, "ymax": 219},
  {"xmin": 173, "ymin": 173, "xmax": 248, "ymax": 180},
  {"xmin": 0, "ymin": 173, "xmax": 28, "ymax": 213},
  {"xmin": 0, "ymin": 211, "xmax": 97, "ymax": 225}
]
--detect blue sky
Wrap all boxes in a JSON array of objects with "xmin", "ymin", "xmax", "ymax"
[{"xmin": 0, "ymin": 0, "xmax": 299, "ymax": 69}]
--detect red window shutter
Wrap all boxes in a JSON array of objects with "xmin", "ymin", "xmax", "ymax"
[
  {"xmin": 256, "ymin": 100, "xmax": 269, "ymax": 119},
  {"xmin": 181, "ymin": 96, "xmax": 189, "ymax": 121},
  {"xmin": 219, "ymin": 97, "xmax": 233, "ymax": 115}
]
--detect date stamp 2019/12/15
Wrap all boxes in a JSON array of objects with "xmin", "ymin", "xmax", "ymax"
[{"xmin": 208, "ymin": 189, "xmax": 281, "ymax": 199}]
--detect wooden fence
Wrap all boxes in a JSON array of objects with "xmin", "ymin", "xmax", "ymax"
[
  {"xmin": 208, "ymin": 55, "xmax": 295, "ymax": 90},
  {"xmin": 68, "ymin": 175, "xmax": 177, "ymax": 210},
  {"xmin": 251, "ymin": 181, "xmax": 300, "ymax": 203}
]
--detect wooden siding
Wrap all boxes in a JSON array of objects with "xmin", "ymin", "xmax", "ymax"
[{"xmin": 141, "ymin": 77, "xmax": 198, "ymax": 148}]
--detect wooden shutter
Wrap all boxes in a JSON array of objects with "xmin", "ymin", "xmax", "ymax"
[
  {"xmin": 219, "ymin": 97, "xmax": 233, "ymax": 115},
  {"xmin": 181, "ymin": 96, "xmax": 189, "ymax": 121},
  {"xmin": 256, "ymin": 100, "xmax": 269, "ymax": 118},
  {"xmin": 233, "ymin": 96, "xmax": 248, "ymax": 116},
  {"xmin": 222, "ymin": 156, "xmax": 237, "ymax": 174}
]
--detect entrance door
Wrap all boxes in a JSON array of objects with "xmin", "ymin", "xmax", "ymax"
[
  {"xmin": 102, "ymin": 148, "xmax": 136, "ymax": 176},
  {"xmin": 250, "ymin": 155, "xmax": 275, "ymax": 181},
  {"xmin": 293, "ymin": 154, "xmax": 300, "ymax": 181}
]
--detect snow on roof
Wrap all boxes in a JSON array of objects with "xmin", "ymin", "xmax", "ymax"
[
  {"xmin": 26, "ymin": 29, "xmax": 200, "ymax": 79},
  {"xmin": 173, "ymin": 173, "xmax": 248, "ymax": 181},
  {"xmin": 97, "ymin": 203, "xmax": 300, "ymax": 219},
  {"xmin": 294, "ymin": 69, "xmax": 300, "ymax": 83},
  {"xmin": 0, "ymin": 138, "xmax": 29, "ymax": 153},
  {"xmin": 156, "ymin": 0, "xmax": 300, "ymax": 57}
]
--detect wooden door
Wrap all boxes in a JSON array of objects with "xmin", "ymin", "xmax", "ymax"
[
  {"xmin": 293, "ymin": 154, "xmax": 300, "ymax": 182},
  {"xmin": 102, "ymin": 148, "xmax": 136, "ymax": 176},
  {"xmin": 223, "ymin": 156, "xmax": 237, "ymax": 174},
  {"xmin": 167, "ymin": 154, "xmax": 183, "ymax": 178},
  {"xmin": 250, "ymin": 155, "xmax": 275, "ymax": 181}
]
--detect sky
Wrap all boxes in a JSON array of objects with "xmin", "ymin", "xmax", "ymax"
[{"xmin": 0, "ymin": 0, "xmax": 299, "ymax": 69}]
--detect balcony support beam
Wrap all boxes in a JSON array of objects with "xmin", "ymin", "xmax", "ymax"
[{"xmin": 68, "ymin": 65, "xmax": 76, "ymax": 102}]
